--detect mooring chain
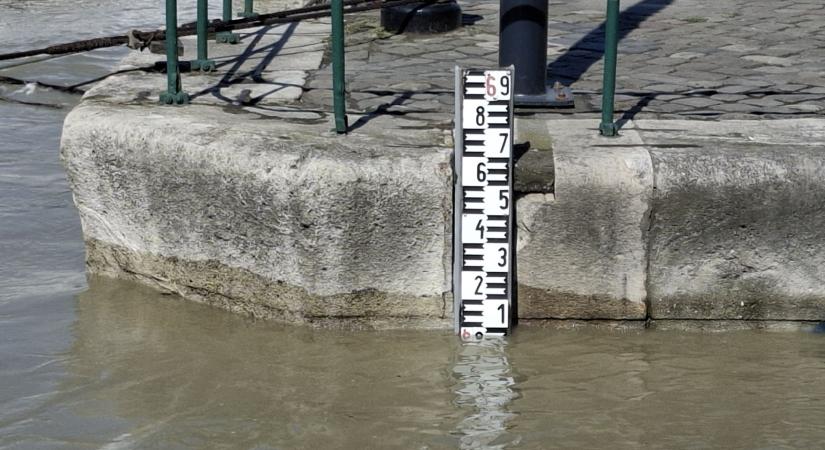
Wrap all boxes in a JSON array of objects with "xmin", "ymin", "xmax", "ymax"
[{"xmin": 0, "ymin": 0, "xmax": 442, "ymax": 62}]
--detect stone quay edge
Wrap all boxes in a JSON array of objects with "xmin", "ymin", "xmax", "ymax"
[{"xmin": 59, "ymin": 17, "xmax": 825, "ymax": 328}]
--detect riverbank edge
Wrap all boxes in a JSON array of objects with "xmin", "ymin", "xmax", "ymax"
[{"xmin": 59, "ymin": 19, "xmax": 825, "ymax": 329}]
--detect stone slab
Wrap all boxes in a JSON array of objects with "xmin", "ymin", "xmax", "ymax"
[
  {"xmin": 61, "ymin": 102, "xmax": 453, "ymax": 327},
  {"xmin": 513, "ymin": 117, "xmax": 556, "ymax": 193},
  {"xmin": 94, "ymin": 22, "xmax": 327, "ymax": 107},
  {"xmin": 515, "ymin": 120, "xmax": 652, "ymax": 319},
  {"xmin": 637, "ymin": 119, "xmax": 825, "ymax": 320}
]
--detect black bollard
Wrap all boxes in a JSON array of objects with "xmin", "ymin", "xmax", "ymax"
[{"xmin": 499, "ymin": 0, "xmax": 573, "ymax": 107}]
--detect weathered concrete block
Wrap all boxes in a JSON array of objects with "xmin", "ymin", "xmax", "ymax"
[
  {"xmin": 61, "ymin": 104, "xmax": 453, "ymax": 328},
  {"xmin": 513, "ymin": 117, "xmax": 555, "ymax": 193},
  {"xmin": 640, "ymin": 119, "xmax": 825, "ymax": 320},
  {"xmin": 515, "ymin": 120, "xmax": 652, "ymax": 319}
]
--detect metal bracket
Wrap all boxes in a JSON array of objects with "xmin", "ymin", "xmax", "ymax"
[
  {"xmin": 216, "ymin": 32, "xmax": 241, "ymax": 44},
  {"xmin": 514, "ymin": 82, "xmax": 574, "ymax": 108},
  {"xmin": 599, "ymin": 122, "xmax": 619, "ymax": 136},
  {"xmin": 159, "ymin": 90, "xmax": 190, "ymax": 105},
  {"xmin": 191, "ymin": 59, "xmax": 217, "ymax": 72}
]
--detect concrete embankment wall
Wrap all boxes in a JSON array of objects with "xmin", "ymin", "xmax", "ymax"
[
  {"xmin": 58, "ymin": 20, "xmax": 825, "ymax": 327},
  {"xmin": 61, "ymin": 103, "xmax": 455, "ymax": 328},
  {"xmin": 517, "ymin": 119, "xmax": 825, "ymax": 323},
  {"xmin": 61, "ymin": 107, "xmax": 825, "ymax": 327}
]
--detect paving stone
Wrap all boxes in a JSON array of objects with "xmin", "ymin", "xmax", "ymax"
[
  {"xmin": 711, "ymin": 94, "xmax": 748, "ymax": 102},
  {"xmin": 742, "ymin": 55, "xmax": 796, "ymax": 66},
  {"xmin": 774, "ymin": 84, "xmax": 809, "ymax": 92},
  {"xmin": 643, "ymin": 83, "xmax": 688, "ymax": 92},
  {"xmin": 646, "ymin": 102, "xmax": 693, "ymax": 113},
  {"xmin": 719, "ymin": 43, "xmax": 760, "ymax": 53},
  {"xmin": 753, "ymin": 65, "xmax": 802, "ymax": 74},
  {"xmin": 295, "ymin": 0, "xmax": 825, "ymax": 125},
  {"xmin": 713, "ymin": 103, "xmax": 758, "ymax": 113},
  {"xmin": 672, "ymin": 97, "xmax": 722, "ymax": 108},
  {"xmin": 742, "ymin": 97, "xmax": 785, "ymax": 108},
  {"xmin": 766, "ymin": 94, "xmax": 825, "ymax": 103},
  {"xmin": 717, "ymin": 85, "xmax": 758, "ymax": 94},
  {"xmin": 786, "ymin": 103, "xmax": 824, "ymax": 113},
  {"xmin": 686, "ymin": 79, "xmax": 728, "ymax": 89},
  {"xmin": 381, "ymin": 45, "xmax": 425, "ymax": 57},
  {"xmin": 670, "ymin": 51, "xmax": 706, "ymax": 60}
]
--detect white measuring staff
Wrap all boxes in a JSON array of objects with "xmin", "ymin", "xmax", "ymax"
[{"xmin": 453, "ymin": 66, "xmax": 514, "ymax": 340}]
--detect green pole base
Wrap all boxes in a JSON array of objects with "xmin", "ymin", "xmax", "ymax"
[
  {"xmin": 238, "ymin": 11, "xmax": 258, "ymax": 18},
  {"xmin": 334, "ymin": 115, "xmax": 348, "ymax": 134},
  {"xmin": 599, "ymin": 122, "xmax": 619, "ymax": 137},
  {"xmin": 191, "ymin": 59, "xmax": 217, "ymax": 72},
  {"xmin": 159, "ymin": 91, "xmax": 190, "ymax": 105},
  {"xmin": 216, "ymin": 31, "xmax": 241, "ymax": 44}
]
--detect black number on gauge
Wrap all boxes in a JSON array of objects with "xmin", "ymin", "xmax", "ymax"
[
  {"xmin": 476, "ymin": 219, "xmax": 484, "ymax": 239},
  {"xmin": 498, "ymin": 248, "xmax": 507, "ymax": 267},
  {"xmin": 476, "ymin": 162, "xmax": 487, "ymax": 182},
  {"xmin": 475, "ymin": 106, "xmax": 485, "ymax": 126}
]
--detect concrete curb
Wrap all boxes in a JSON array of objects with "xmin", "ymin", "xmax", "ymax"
[
  {"xmin": 61, "ymin": 102, "xmax": 454, "ymax": 328},
  {"xmin": 522, "ymin": 119, "xmax": 825, "ymax": 323}
]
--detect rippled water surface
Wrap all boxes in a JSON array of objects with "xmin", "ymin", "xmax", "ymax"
[
  {"xmin": 4, "ymin": 281, "xmax": 825, "ymax": 449},
  {"xmin": 3, "ymin": 1, "xmax": 825, "ymax": 449}
]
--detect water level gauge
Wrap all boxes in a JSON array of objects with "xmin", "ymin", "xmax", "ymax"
[{"xmin": 453, "ymin": 67, "xmax": 514, "ymax": 340}]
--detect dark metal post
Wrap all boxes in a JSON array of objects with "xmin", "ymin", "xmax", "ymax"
[
  {"xmin": 217, "ymin": 0, "xmax": 241, "ymax": 44},
  {"xmin": 192, "ymin": 0, "xmax": 216, "ymax": 71},
  {"xmin": 160, "ymin": 0, "xmax": 189, "ymax": 104},
  {"xmin": 499, "ymin": 0, "xmax": 572, "ymax": 107},
  {"xmin": 331, "ymin": 0, "xmax": 347, "ymax": 134},
  {"xmin": 239, "ymin": 0, "xmax": 257, "ymax": 18},
  {"xmin": 599, "ymin": 0, "xmax": 620, "ymax": 136}
]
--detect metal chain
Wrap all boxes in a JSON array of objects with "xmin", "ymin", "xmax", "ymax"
[{"xmin": 0, "ymin": 0, "xmax": 438, "ymax": 62}]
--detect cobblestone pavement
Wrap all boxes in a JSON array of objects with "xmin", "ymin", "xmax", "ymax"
[{"xmin": 302, "ymin": 0, "xmax": 825, "ymax": 127}]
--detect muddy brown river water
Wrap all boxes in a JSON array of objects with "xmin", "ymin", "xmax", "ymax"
[{"xmin": 3, "ymin": 1, "xmax": 825, "ymax": 448}]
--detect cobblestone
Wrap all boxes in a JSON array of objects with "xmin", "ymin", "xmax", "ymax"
[
  {"xmin": 113, "ymin": 0, "xmax": 825, "ymax": 131},
  {"xmin": 299, "ymin": 0, "xmax": 825, "ymax": 124}
]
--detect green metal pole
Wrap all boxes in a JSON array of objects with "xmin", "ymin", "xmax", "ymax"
[
  {"xmin": 192, "ymin": 0, "xmax": 216, "ymax": 71},
  {"xmin": 599, "ymin": 0, "xmax": 620, "ymax": 136},
  {"xmin": 160, "ymin": 0, "xmax": 189, "ymax": 104},
  {"xmin": 331, "ymin": 0, "xmax": 347, "ymax": 134},
  {"xmin": 217, "ymin": 0, "xmax": 240, "ymax": 43},
  {"xmin": 239, "ymin": 0, "xmax": 257, "ymax": 18}
]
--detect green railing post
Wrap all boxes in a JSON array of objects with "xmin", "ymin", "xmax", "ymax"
[
  {"xmin": 160, "ymin": 0, "xmax": 189, "ymax": 104},
  {"xmin": 331, "ymin": 0, "xmax": 347, "ymax": 134},
  {"xmin": 192, "ymin": 0, "xmax": 217, "ymax": 71},
  {"xmin": 239, "ymin": 0, "xmax": 257, "ymax": 18},
  {"xmin": 216, "ymin": 0, "xmax": 241, "ymax": 44},
  {"xmin": 599, "ymin": 0, "xmax": 620, "ymax": 136}
]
